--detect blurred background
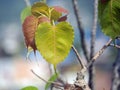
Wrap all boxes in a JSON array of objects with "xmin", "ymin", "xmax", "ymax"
[{"xmin": 0, "ymin": 0, "xmax": 117, "ymax": 90}]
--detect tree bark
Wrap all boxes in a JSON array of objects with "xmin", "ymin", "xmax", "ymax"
[{"xmin": 111, "ymin": 43, "xmax": 120, "ymax": 90}]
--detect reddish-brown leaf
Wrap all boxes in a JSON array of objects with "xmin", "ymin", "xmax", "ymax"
[
  {"xmin": 22, "ymin": 15, "xmax": 38, "ymax": 51},
  {"xmin": 38, "ymin": 16, "xmax": 50, "ymax": 24},
  {"xmin": 22, "ymin": 15, "xmax": 50, "ymax": 51},
  {"xmin": 53, "ymin": 6, "xmax": 69, "ymax": 14},
  {"xmin": 58, "ymin": 15, "xmax": 67, "ymax": 22}
]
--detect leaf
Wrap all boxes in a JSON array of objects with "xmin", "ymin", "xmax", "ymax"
[
  {"xmin": 35, "ymin": 22, "xmax": 74, "ymax": 65},
  {"xmin": 98, "ymin": 0, "xmax": 120, "ymax": 38},
  {"xmin": 21, "ymin": 86, "xmax": 38, "ymax": 90},
  {"xmin": 31, "ymin": 2, "xmax": 49, "ymax": 17},
  {"xmin": 22, "ymin": 15, "xmax": 38, "ymax": 51},
  {"xmin": 45, "ymin": 73, "xmax": 58, "ymax": 90},
  {"xmin": 21, "ymin": 6, "xmax": 31, "ymax": 23},
  {"xmin": 53, "ymin": 6, "xmax": 69, "ymax": 14},
  {"xmin": 38, "ymin": 16, "xmax": 50, "ymax": 24},
  {"xmin": 58, "ymin": 15, "xmax": 67, "ymax": 22},
  {"xmin": 50, "ymin": 9, "xmax": 62, "ymax": 21}
]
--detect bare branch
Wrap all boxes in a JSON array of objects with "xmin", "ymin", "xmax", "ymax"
[
  {"xmin": 90, "ymin": 0, "xmax": 98, "ymax": 60},
  {"xmin": 72, "ymin": 45, "xmax": 85, "ymax": 69},
  {"xmin": 31, "ymin": 69, "xmax": 64, "ymax": 87},
  {"xmin": 72, "ymin": 0, "xmax": 89, "ymax": 61},
  {"xmin": 24, "ymin": 0, "xmax": 31, "ymax": 6},
  {"xmin": 110, "ymin": 44, "xmax": 120, "ymax": 49},
  {"xmin": 87, "ymin": 39, "xmax": 113, "ymax": 68}
]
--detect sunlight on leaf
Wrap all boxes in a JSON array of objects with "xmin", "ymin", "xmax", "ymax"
[
  {"xmin": 31, "ymin": 2, "xmax": 49, "ymax": 17},
  {"xmin": 35, "ymin": 22, "xmax": 74, "ymax": 65},
  {"xmin": 50, "ymin": 9, "xmax": 62, "ymax": 21}
]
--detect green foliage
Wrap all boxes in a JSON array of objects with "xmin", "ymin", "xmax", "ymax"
[
  {"xmin": 98, "ymin": 0, "xmax": 120, "ymax": 38},
  {"xmin": 31, "ymin": 2, "xmax": 49, "ymax": 17},
  {"xmin": 21, "ymin": 86, "xmax": 38, "ymax": 90},
  {"xmin": 21, "ymin": 6, "xmax": 31, "ymax": 23},
  {"xmin": 35, "ymin": 22, "xmax": 74, "ymax": 65},
  {"xmin": 45, "ymin": 73, "xmax": 58, "ymax": 90}
]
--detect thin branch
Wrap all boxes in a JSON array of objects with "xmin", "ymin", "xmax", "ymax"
[
  {"xmin": 72, "ymin": 45, "xmax": 85, "ymax": 69},
  {"xmin": 90, "ymin": 0, "xmax": 98, "ymax": 60},
  {"xmin": 110, "ymin": 44, "xmax": 120, "ymax": 49},
  {"xmin": 24, "ymin": 0, "xmax": 31, "ymax": 6},
  {"xmin": 72, "ymin": 0, "xmax": 89, "ymax": 61},
  {"xmin": 87, "ymin": 39, "xmax": 113, "ymax": 68},
  {"xmin": 31, "ymin": 69, "xmax": 64, "ymax": 87}
]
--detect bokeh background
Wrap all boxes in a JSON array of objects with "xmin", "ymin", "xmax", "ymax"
[{"xmin": 0, "ymin": 0, "xmax": 117, "ymax": 90}]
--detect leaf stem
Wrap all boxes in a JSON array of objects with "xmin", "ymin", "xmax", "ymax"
[{"xmin": 31, "ymin": 69, "xmax": 63, "ymax": 87}]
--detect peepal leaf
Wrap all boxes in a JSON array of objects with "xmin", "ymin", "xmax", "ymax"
[
  {"xmin": 21, "ymin": 6, "xmax": 31, "ymax": 23},
  {"xmin": 45, "ymin": 73, "xmax": 58, "ymax": 90},
  {"xmin": 21, "ymin": 86, "xmax": 38, "ymax": 90},
  {"xmin": 31, "ymin": 2, "xmax": 49, "ymax": 17},
  {"xmin": 22, "ymin": 15, "xmax": 38, "ymax": 51},
  {"xmin": 98, "ymin": 0, "xmax": 120, "ymax": 38},
  {"xmin": 58, "ymin": 15, "xmax": 67, "ymax": 22},
  {"xmin": 38, "ymin": 16, "xmax": 50, "ymax": 24},
  {"xmin": 35, "ymin": 22, "xmax": 74, "ymax": 65},
  {"xmin": 50, "ymin": 9, "xmax": 62, "ymax": 21},
  {"xmin": 53, "ymin": 6, "xmax": 69, "ymax": 14}
]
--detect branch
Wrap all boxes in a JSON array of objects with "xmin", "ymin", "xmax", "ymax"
[
  {"xmin": 72, "ymin": 0, "xmax": 89, "ymax": 61},
  {"xmin": 72, "ymin": 45, "xmax": 85, "ymax": 69},
  {"xmin": 90, "ymin": 0, "xmax": 98, "ymax": 60},
  {"xmin": 24, "ymin": 0, "xmax": 31, "ymax": 6},
  {"xmin": 31, "ymin": 69, "xmax": 63, "ymax": 87},
  {"xmin": 110, "ymin": 44, "xmax": 120, "ymax": 49},
  {"xmin": 87, "ymin": 39, "xmax": 113, "ymax": 68}
]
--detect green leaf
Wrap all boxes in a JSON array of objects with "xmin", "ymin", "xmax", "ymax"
[
  {"xmin": 35, "ymin": 22, "xmax": 74, "ymax": 65},
  {"xmin": 45, "ymin": 73, "xmax": 58, "ymax": 90},
  {"xmin": 98, "ymin": 0, "xmax": 120, "ymax": 38},
  {"xmin": 21, "ymin": 6, "xmax": 31, "ymax": 23},
  {"xmin": 31, "ymin": 2, "xmax": 49, "ymax": 17},
  {"xmin": 21, "ymin": 86, "xmax": 38, "ymax": 90},
  {"xmin": 50, "ymin": 9, "xmax": 62, "ymax": 21}
]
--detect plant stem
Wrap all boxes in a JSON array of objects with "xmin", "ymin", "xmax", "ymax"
[
  {"xmin": 72, "ymin": 45, "xmax": 85, "ymax": 69},
  {"xmin": 31, "ymin": 69, "xmax": 63, "ymax": 87},
  {"xmin": 72, "ymin": 0, "xmax": 89, "ymax": 61},
  {"xmin": 87, "ymin": 39, "xmax": 113, "ymax": 68},
  {"xmin": 89, "ymin": 0, "xmax": 98, "ymax": 89},
  {"xmin": 90, "ymin": 0, "xmax": 98, "ymax": 60}
]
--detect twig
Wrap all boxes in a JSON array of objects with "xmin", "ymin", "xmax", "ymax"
[
  {"xmin": 110, "ymin": 44, "xmax": 120, "ymax": 49},
  {"xmin": 90, "ymin": 0, "xmax": 98, "ymax": 60},
  {"xmin": 87, "ymin": 39, "xmax": 113, "ymax": 68},
  {"xmin": 31, "ymin": 69, "xmax": 64, "ymax": 87},
  {"xmin": 72, "ymin": 0, "xmax": 89, "ymax": 61},
  {"xmin": 24, "ymin": 0, "xmax": 31, "ymax": 6},
  {"xmin": 72, "ymin": 45, "xmax": 85, "ymax": 69}
]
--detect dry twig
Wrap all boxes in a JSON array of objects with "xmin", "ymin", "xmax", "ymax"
[
  {"xmin": 90, "ymin": 0, "xmax": 98, "ymax": 60},
  {"xmin": 72, "ymin": 0, "xmax": 89, "ymax": 61},
  {"xmin": 87, "ymin": 39, "xmax": 113, "ymax": 68}
]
